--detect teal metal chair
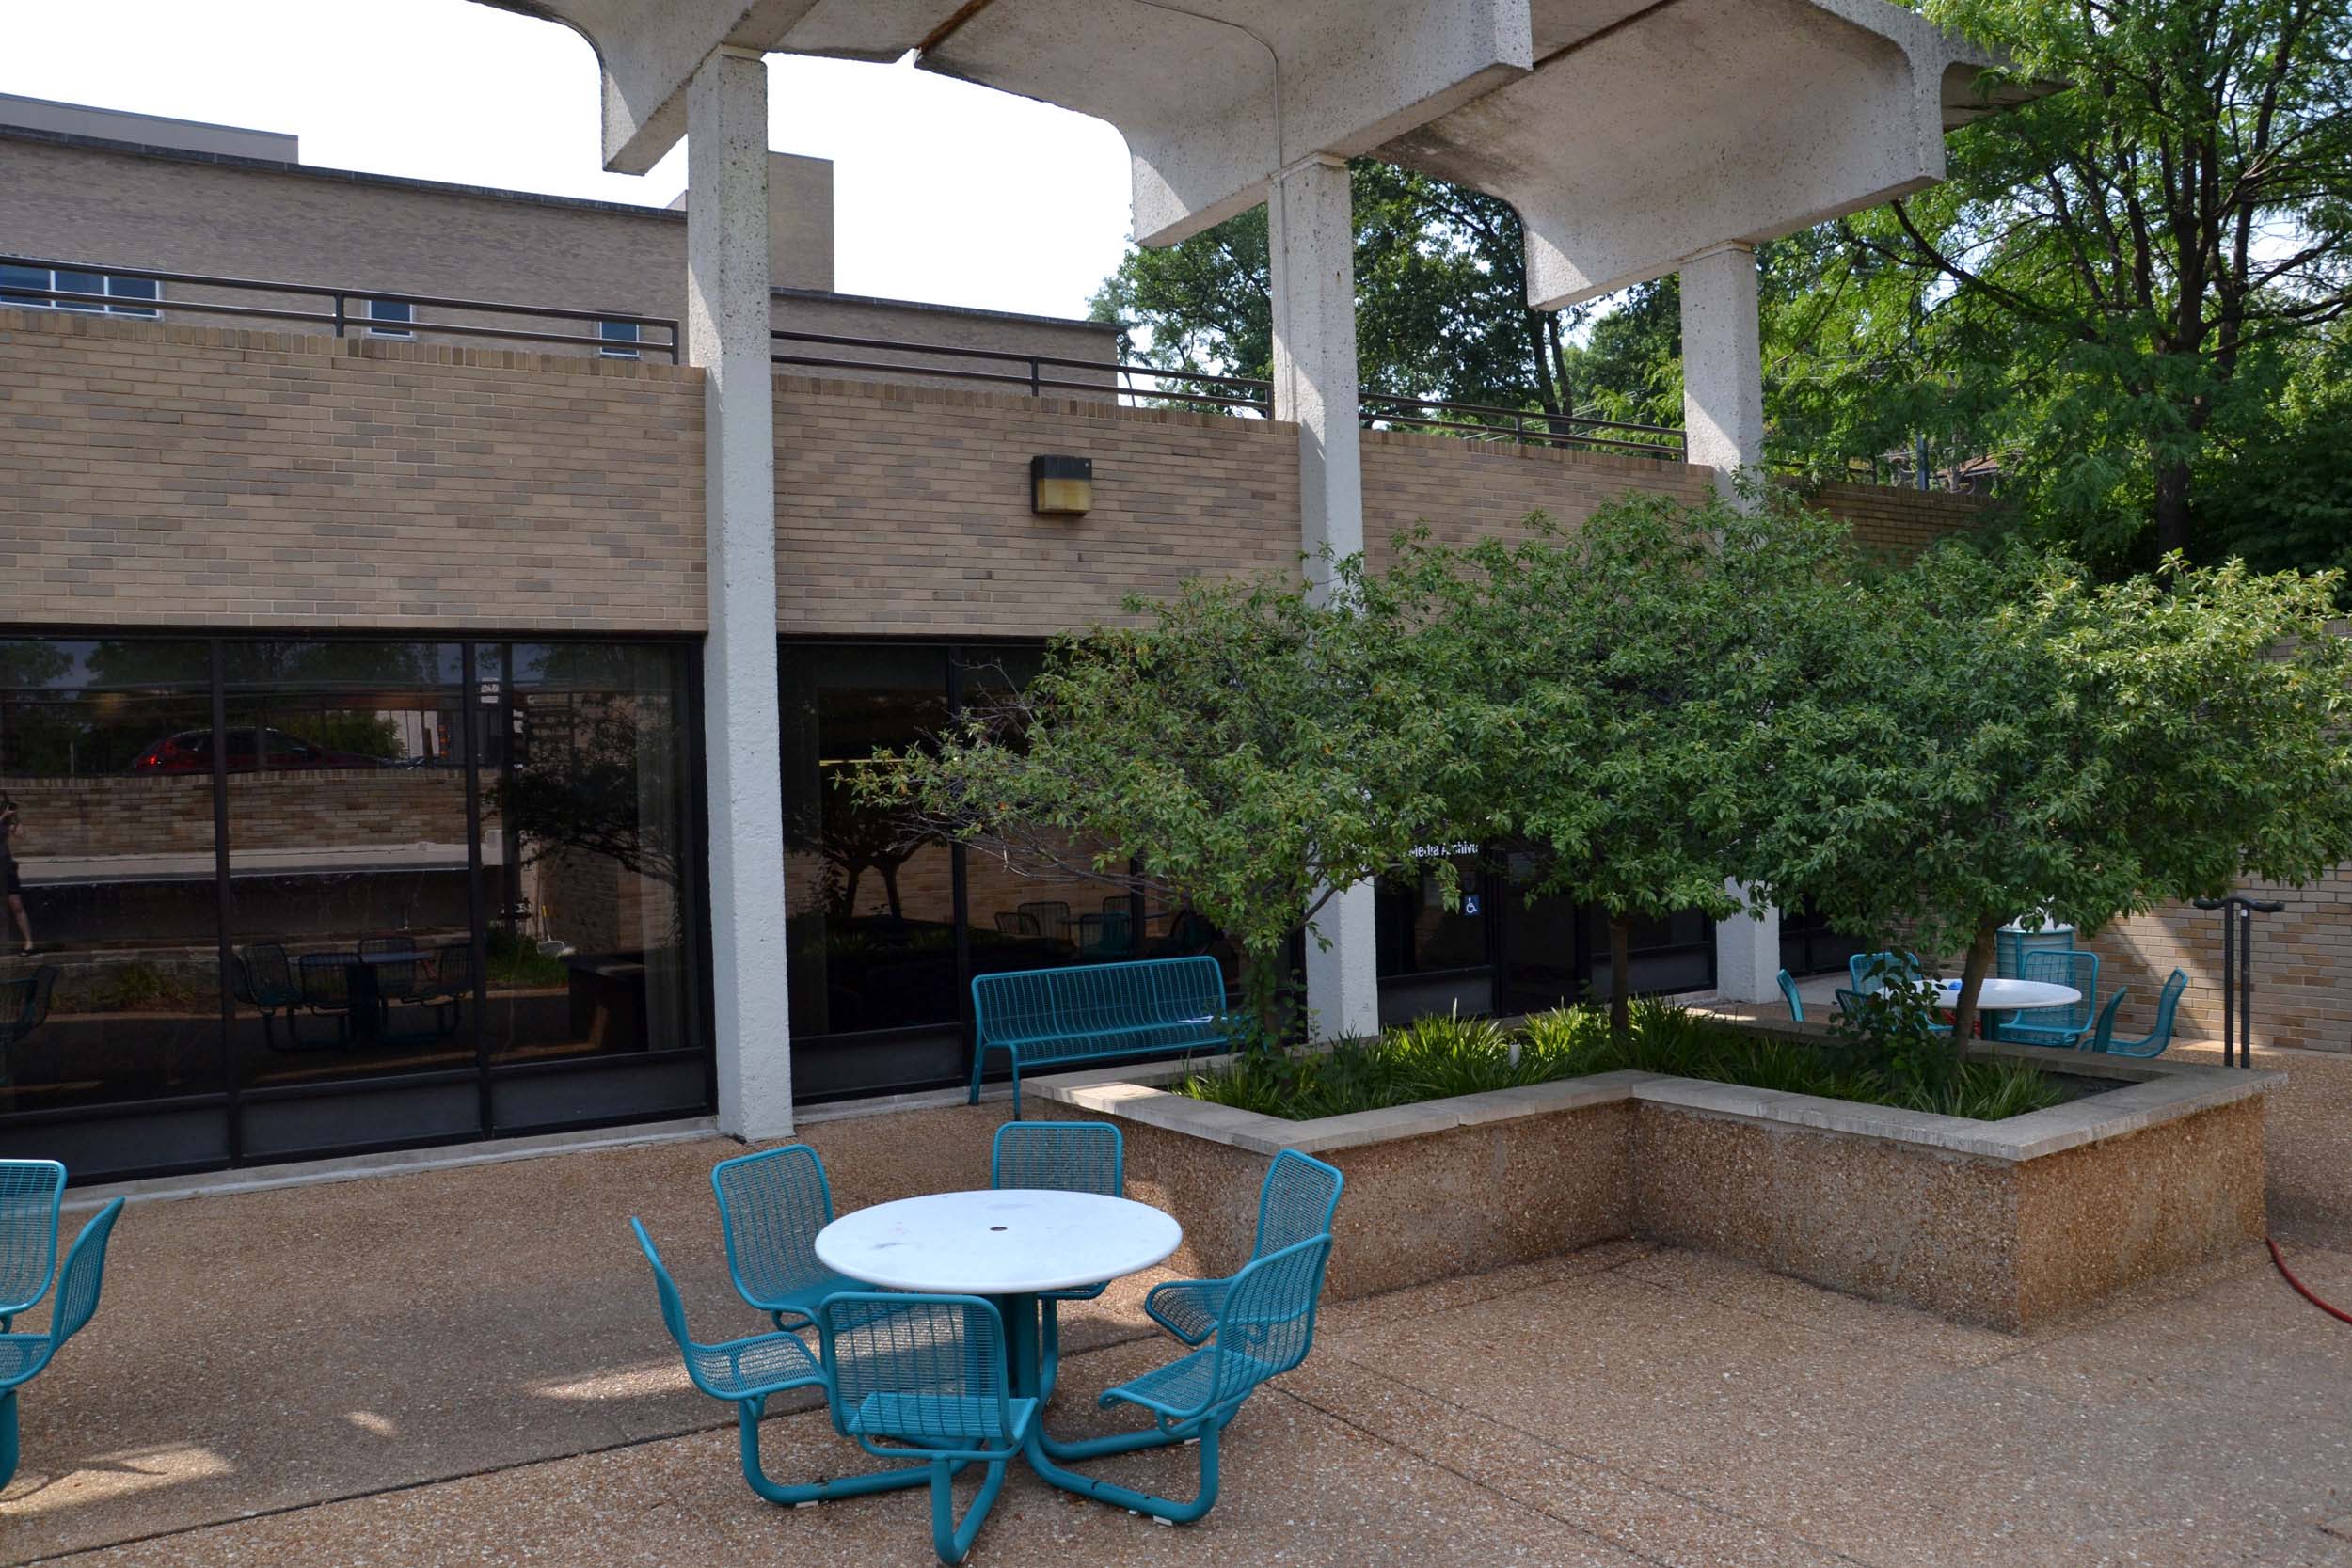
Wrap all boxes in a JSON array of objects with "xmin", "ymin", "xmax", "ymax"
[
  {"xmin": 1995, "ymin": 949, "xmax": 2099, "ymax": 1048},
  {"xmin": 710, "ymin": 1146, "xmax": 866, "ymax": 1331},
  {"xmin": 1, "ymin": 1196, "xmax": 125, "ymax": 1489},
  {"xmin": 1146, "ymin": 1149, "xmax": 1341, "ymax": 1347},
  {"xmin": 991, "ymin": 1121, "xmax": 1121, "ymax": 1400},
  {"xmin": 1848, "ymin": 950, "xmax": 1925, "ymax": 992},
  {"xmin": 1775, "ymin": 968, "xmax": 1804, "ymax": 1022},
  {"xmin": 1027, "ymin": 1233, "xmax": 1332, "ymax": 1526},
  {"xmin": 0, "ymin": 1160, "xmax": 65, "ymax": 1329},
  {"xmin": 630, "ymin": 1218, "xmax": 949, "ymax": 1516},
  {"xmin": 818, "ymin": 1292, "xmax": 1035, "ymax": 1565},
  {"xmin": 2090, "ymin": 969, "xmax": 2187, "ymax": 1058},
  {"xmin": 1834, "ymin": 987, "xmax": 1868, "ymax": 1019}
]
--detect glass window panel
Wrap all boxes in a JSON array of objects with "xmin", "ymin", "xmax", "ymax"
[
  {"xmin": 480, "ymin": 642, "xmax": 699, "ymax": 1066},
  {"xmin": 1377, "ymin": 848, "xmax": 1490, "ymax": 977},
  {"xmin": 780, "ymin": 647, "xmax": 957, "ymax": 1038},
  {"xmin": 221, "ymin": 641, "xmax": 470, "ymax": 1086},
  {"xmin": 598, "ymin": 320, "xmax": 640, "ymax": 359},
  {"xmin": 54, "ymin": 269, "xmax": 103, "ymax": 313},
  {"xmin": 106, "ymin": 274, "xmax": 160, "ymax": 318},
  {"xmin": 0, "ymin": 638, "xmax": 223, "ymax": 1115},
  {"xmin": 0, "ymin": 264, "xmax": 49, "ymax": 307},
  {"xmin": 366, "ymin": 299, "xmax": 414, "ymax": 338}
]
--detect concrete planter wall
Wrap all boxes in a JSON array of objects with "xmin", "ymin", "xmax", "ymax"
[{"xmin": 1030, "ymin": 1048, "xmax": 2277, "ymax": 1332}]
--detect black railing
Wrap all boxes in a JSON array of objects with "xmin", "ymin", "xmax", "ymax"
[
  {"xmin": 774, "ymin": 328, "xmax": 1687, "ymax": 461},
  {"xmin": 0, "ymin": 255, "xmax": 682, "ymax": 362}
]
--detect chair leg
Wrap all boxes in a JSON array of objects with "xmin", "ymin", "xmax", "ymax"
[
  {"xmin": 930, "ymin": 1454, "xmax": 1009, "ymax": 1565},
  {"xmin": 1025, "ymin": 1418, "xmax": 1223, "ymax": 1524},
  {"xmin": 733, "ymin": 1397, "xmax": 937, "ymax": 1509},
  {"xmin": 1, "ymin": 1389, "xmax": 16, "ymax": 1492},
  {"xmin": 966, "ymin": 1044, "xmax": 989, "ymax": 1106}
]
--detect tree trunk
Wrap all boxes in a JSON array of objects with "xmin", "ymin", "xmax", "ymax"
[
  {"xmin": 1608, "ymin": 912, "xmax": 1632, "ymax": 1044},
  {"xmin": 2153, "ymin": 457, "xmax": 2195, "ymax": 559},
  {"xmin": 1948, "ymin": 911, "xmax": 2000, "ymax": 1066}
]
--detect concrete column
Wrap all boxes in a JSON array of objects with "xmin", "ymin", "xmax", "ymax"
[
  {"xmin": 1678, "ymin": 241, "xmax": 1765, "ymax": 506},
  {"xmin": 686, "ymin": 46, "xmax": 793, "ymax": 1138},
  {"xmin": 1269, "ymin": 153, "xmax": 1379, "ymax": 1042},
  {"xmin": 1679, "ymin": 242, "xmax": 1780, "ymax": 1000}
]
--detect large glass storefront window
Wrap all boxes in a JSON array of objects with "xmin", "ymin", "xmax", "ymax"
[
  {"xmin": 1375, "ymin": 847, "xmax": 1496, "ymax": 1025},
  {"xmin": 0, "ymin": 633, "xmax": 707, "ymax": 1183},
  {"xmin": 0, "ymin": 640, "xmax": 220, "ymax": 1115}
]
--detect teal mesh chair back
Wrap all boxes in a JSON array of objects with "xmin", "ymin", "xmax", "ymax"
[
  {"xmin": 2100, "ymin": 969, "xmax": 2186, "ymax": 1057},
  {"xmin": 991, "ymin": 1121, "xmax": 1122, "ymax": 1195},
  {"xmin": 1253, "ymin": 1151, "xmax": 1343, "ymax": 1261},
  {"xmin": 2084, "ymin": 987, "xmax": 2129, "ymax": 1053},
  {"xmin": 1848, "ymin": 951, "xmax": 1923, "ymax": 994},
  {"xmin": 1775, "ymin": 968, "xmax": 1804, "ymax": 1022},
  {"xmin": 2013, "ymin": 948, "xmax": 2098, "ymax": 1033},
  {"xmin": 710, "ymin": 1145, "xmax": 836, "ymax": 1308},
  {"xmin": 628, "ymin": 1217, "xmax": 699, "ymax": 1365},
  {"xmin": 46, "ymin": 1198, "xmax": 124, "ymax": 1352},
  {"xmin": 233, "ymin": 945, "xmax": 299, "ymax": 1008},
  {"xmin": 1208, "ymin": 1234, "xmax": 1332, "ymax": 1409},
  {"xmin": 818, "ymin": 1293, "xmax": 1023, "ymax": 1453},
  {"xmin": 1834, "ymin": 988, "xmax": 1867, "ymax": 1018},
  {"xmin": 1017, "ymin": 900, "xmax": 1072, "ymax": 942},
  {"xmin": 0, "ymin": 1161, "xmax": 65, "ymax": 1320}
]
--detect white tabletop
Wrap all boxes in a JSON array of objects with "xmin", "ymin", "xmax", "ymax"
[
  {"xmin": 1929, "ymin": 977, "xmax": 2080, "ymax": 1011},
  {"xmin": 814, "ymin": 1190, "xmax": 1184, "ymax": 1295}
]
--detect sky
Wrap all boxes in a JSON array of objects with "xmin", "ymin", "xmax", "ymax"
[{"xmin": 0, "ymin": 0, "xmax": 1139, "ymax": 321}]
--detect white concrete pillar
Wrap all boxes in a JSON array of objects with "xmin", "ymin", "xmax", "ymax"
[
  {"xmin": 1269, "ymin": 153, "xmax": 1380, "ymax": 1042},
  {"xmin": 686, "ymin": 47, "xmax": 793, "ymax": 1137},
  {"xmin": 1678, "ymin": 241, "xmax": 1765, "ymax": 505},
  {"xmin": 1679, "ymin": 241, "xmax": 1780, "ymax": 1000}
]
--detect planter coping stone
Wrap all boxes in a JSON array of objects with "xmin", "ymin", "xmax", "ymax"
[{"xmin": 1029, "ymin": 1051, "xmax": 2280, "ymax": 1164}]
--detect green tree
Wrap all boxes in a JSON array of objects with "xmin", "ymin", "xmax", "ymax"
[
  {"xmin": 856, "ymin": 567, "xmax": 1477, "ymax": 1038},
  {"xmin": 1396, "ymin": 492, "xmax": 1857, "ymax": 1039},
  {"xmin": 1091, "ymin": 160, "xmax": 1587, "ymax": 422},
  {"xmin": 1752, "ymin": 544, "xmax": 2352, "ymax": 1046},
  {"xmin": 1772, "ymin": 0, "xmax": 2352, "ymax": 560}
]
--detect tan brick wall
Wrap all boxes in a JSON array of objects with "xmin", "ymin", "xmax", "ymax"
[
  {"xmin": 1801, "ymin": 480, "xmax": 1990, "ymax": 561},
  {"xmin": 772, "ymin": 375, "xmax": 1304, "ymax": 637},
  {"xmin": 0, "ymin": 306, "xmax": 706, "ymax": 632},
  {"xmin": 1361, "ymin": 430, "xmax": 1716, "ymax": 562},
  {"xmin": 2084, "ymin": 877, "xmax": 2352, "ymax": 1054},
  {"xmin": 4, "ymin": 769, "xmax": 489, "ymax": 859}
]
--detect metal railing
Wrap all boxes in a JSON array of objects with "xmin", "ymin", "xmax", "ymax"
[
  {"xmin": 0, "ymin": 255, "xmax": 682, "ymax": 362},
  {"xmin": 774, "ymin": 328, "xmax": 1687, "ymax": 460}
]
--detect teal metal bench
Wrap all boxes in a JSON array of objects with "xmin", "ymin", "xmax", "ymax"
[{"xmin": 969, "ymin": 956, "xmax": 1231, "ymax": 1117}]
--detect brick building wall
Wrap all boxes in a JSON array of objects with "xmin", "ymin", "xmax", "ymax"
[
  {"xmin": 0, "ymin": 307, "xmax": 705, "ymax": 632},
  {"xmin": 2082, "ymin": 879, "xmax": 2352, "ymax": 1054},
  {"xmin": 1360, "ymin": 430, "xmax": 1716, "ymax": 560},
  {"xmin": 1802, "ymin": 480, "xmax": 1990, "ymax": 561}
]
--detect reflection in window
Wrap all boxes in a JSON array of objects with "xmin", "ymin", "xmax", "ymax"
[
  {"xmin": 483, "ymin": 642, "xmax": 699, "ymax": 1063},
  {"xmin": 0, "ymin": 639, "xmax": 221, "ymax": 1113},
  {"xmin": 780, "ymin": 649, "xmax": 958, "ymax": 1038},
  {"xmin": 221, "ymin": 641, "xmax": 470, "ymax": 1085}
]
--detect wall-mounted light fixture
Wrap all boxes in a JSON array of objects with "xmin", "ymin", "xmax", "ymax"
[{"xmin": 1029, "ymin": 454, "xmax": 1093, "ymax": 516}]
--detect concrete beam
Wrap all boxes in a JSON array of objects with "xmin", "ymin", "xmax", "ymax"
[
  {"xmin": 1377, "ymin": 0, "xmax": 2042, "ymax": 310},
  {"xmin": 686, "ymin": 47, "xmax": 795, "ymax": 1139}
]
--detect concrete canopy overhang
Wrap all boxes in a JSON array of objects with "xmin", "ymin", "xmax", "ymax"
[
  {"xmin": 474, "ymin": 0, "xmax": 1541, "ymax": 241},
  {"xmin": 1375, "ymin": 0, "xmax": 2053, "ymax": 309}
]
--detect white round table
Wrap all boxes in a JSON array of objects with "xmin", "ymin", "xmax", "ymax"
[
  {"xmin": 816, "ymin": 1189, "xmax": 1182, "ymax": 1296},
  {"xmin": 1929, "ymin": 977, "xmax": 2079, "ymax": 1013}
]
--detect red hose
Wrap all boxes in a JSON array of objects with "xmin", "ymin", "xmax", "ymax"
[{"xmin": 2268, "ymin": 1236, "xmax": 2352, "ymax": 1326}]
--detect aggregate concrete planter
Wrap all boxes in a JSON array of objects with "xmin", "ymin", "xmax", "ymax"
[{"xmin": 1030, "ymin": 1048, "xmax": 2278, "ymax": 1331}]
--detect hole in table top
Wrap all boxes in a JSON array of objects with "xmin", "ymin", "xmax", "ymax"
[{"xmin": 990, "ymin": 1226, "xmax": 1008, "ymax": 1231}]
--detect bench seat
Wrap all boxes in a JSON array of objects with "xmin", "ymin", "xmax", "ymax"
[{"xmin": 970, "ymin": 956, "xmax": 1232, "ymax": 1116}]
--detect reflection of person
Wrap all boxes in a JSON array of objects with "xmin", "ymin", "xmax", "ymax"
[{"xmin": 0, "ymin": 801, "xmax": 28, "ymax": 955}]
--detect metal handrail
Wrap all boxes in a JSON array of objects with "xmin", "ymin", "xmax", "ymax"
[{"xmin": 0, "ymin": 254, "xmax": 683, "ymax": 362}]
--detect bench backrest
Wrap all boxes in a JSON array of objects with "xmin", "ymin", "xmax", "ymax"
[{"xmin": 972, "ymin": 956, "xmax": 1228, "ymax": 1059}]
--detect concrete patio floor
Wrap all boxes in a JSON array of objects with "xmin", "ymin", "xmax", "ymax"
[{"xmin": 5, "ymin": 1042, "xmax": 2351, "ymax": 1567}]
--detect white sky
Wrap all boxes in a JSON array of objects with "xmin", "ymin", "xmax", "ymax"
[{"xmin": 0, "ymin": 0, "xmax": 1139, "ymax": 321}]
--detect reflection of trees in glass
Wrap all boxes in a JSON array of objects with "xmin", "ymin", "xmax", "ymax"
[
  {"xmin": 803, "ymin": 762, "xmax": 929, "ymax": 920},
  {"xmin": 2, "ymin": 641, "xmax": 206, "ymax": 777},
  {"xmin": 492, "ymin": 695, "xmax": 683, "ymax": 942}
]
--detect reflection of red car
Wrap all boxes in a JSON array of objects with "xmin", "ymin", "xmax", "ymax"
[{"xmin": 130, "ymin": 729, "xmax": 389, "ymax": 773}]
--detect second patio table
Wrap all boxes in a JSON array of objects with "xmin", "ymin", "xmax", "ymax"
[
  {"xmin": 812, "ymin": 1189, "xmax": 1182, "ymax": 1403},
  {"xmin": 1927, "ymin": 976, "xmax": 2080, "ymax": 1036}
]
